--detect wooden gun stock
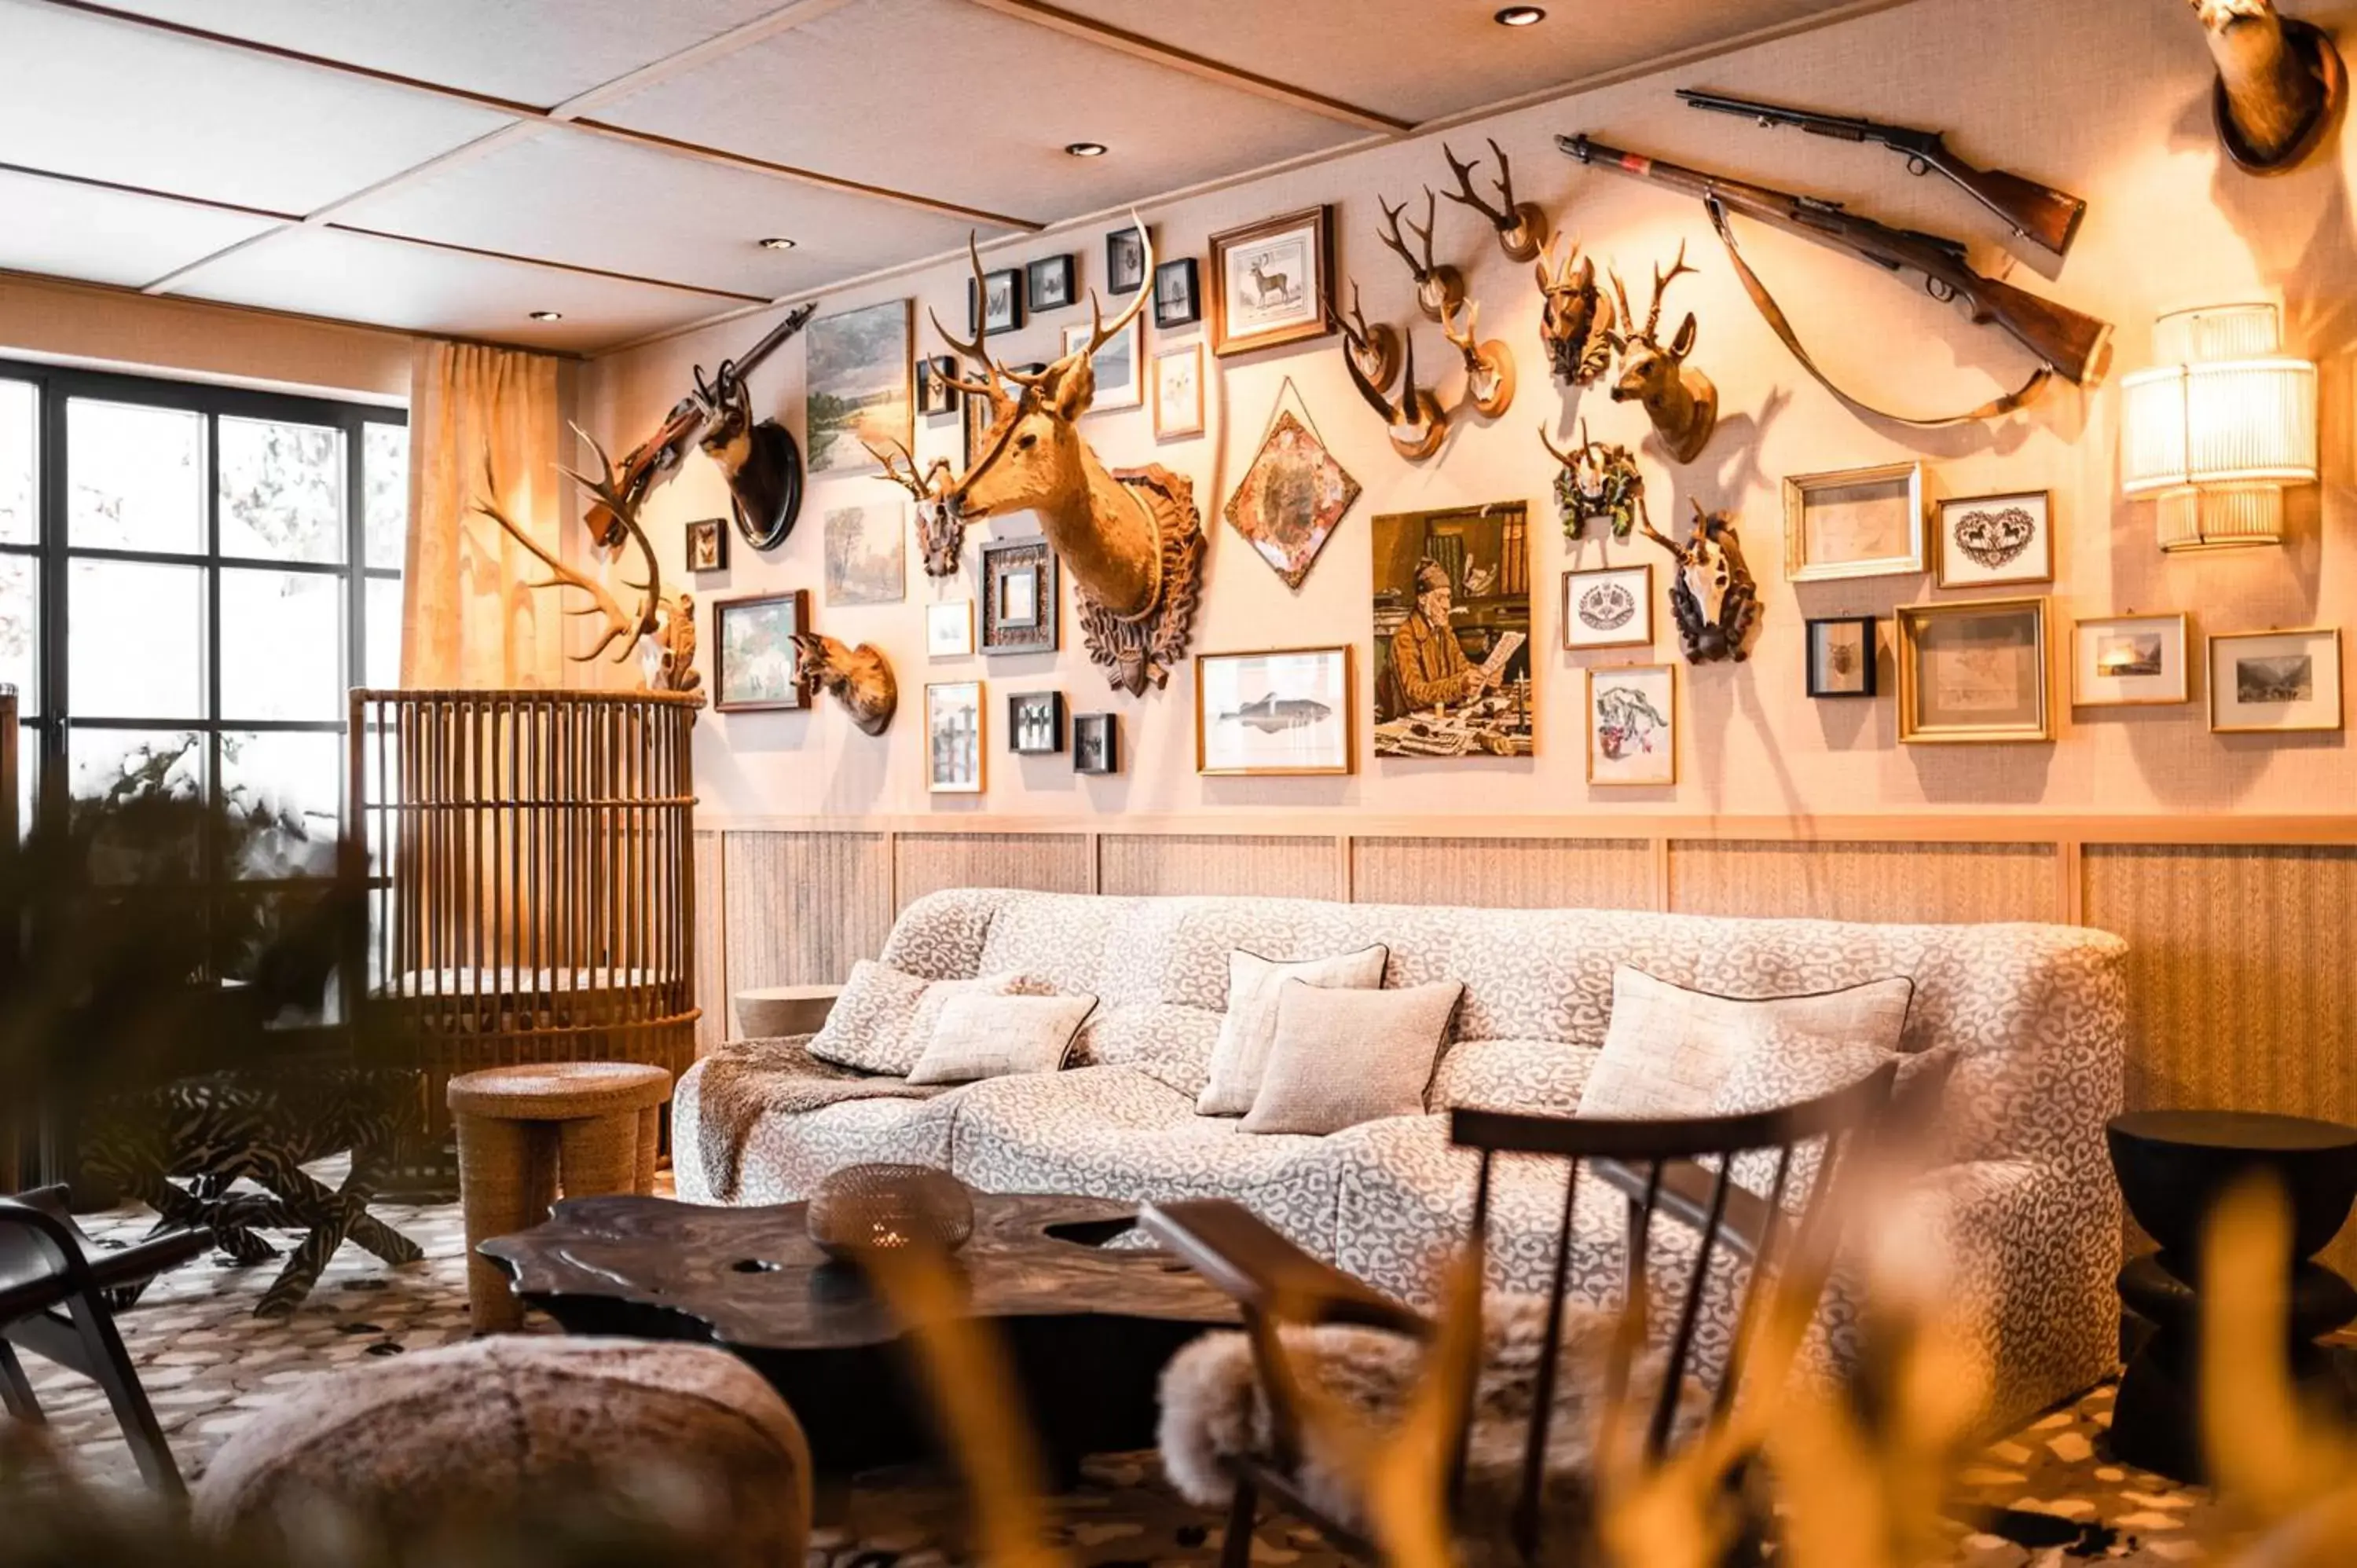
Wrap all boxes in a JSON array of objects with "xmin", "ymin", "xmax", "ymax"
[
  {"xmin": 1963, "ymin": 269, "xmax": 2112, "ymax": 386},
  {"xmin": 1931, "ymin": 152, "xmax": 2088, "ymax": 258}
]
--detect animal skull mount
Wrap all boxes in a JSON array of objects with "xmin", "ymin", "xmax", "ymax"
[
  {"xmin": 1344, "ymin": 324, "xmax": 1448, "ymax": 461},
  {"xmin": 1538, "ymin": 420, "xmax": 1647, "ymax": 543},
  {"xmin": 924, "ymin": 228, "xmax": 1205, "ymax": 697},
  {"xmin": 1440, "ymin": 298, "xmax": 1516, "ymax": 419},
  {"xmin": 1537, "ymin": 234, "xmax": 1616, "ymax": 387},
  {"xmin": 1376, "ymin": 189, "xmax": 1466, "ymax": 323},
  {"xmin": 1607, "ymin": 240, "xmax": 1718, "ymax": 466},
  {"xmin": 1329, "ymin": 280, "xmax": 1401, "ymax": 394},
  {"xmin": 867, "ymin": 434, "xmax": 966, "ymax": 579},
  {"xmin": 1441, "ymin": 137, "xmax": 1548, "ymax": 263},
  {"xmin": 2190, "ymin": 0, "xmax": 2346, "ymax": 173},
  {"xmin": 1644, "ymin": 498, "xmax": 1760, "ymax": 665},
  {"xmin": 792, "ymin": 631, "xmax": 897, "ymax": 736}
]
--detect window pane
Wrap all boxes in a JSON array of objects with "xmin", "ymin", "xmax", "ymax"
[
  {"xmin": 70, "ymin": 559, "xmax": 204, "ymax": 718},
  {"xmin": 220, "ymin": 416, "xmax": 345, "ymax": 564},
  {"xmin": 70, "ymin": 727, "xmax": 203, "ymax": 802},
  {"xmin": 0, "ymin": 552, "xmax": 36, "ymax": 717},
  {"xmin": 222, "ymin": 730, "xmax": 339, "ymax": 878},
  {"xmin": 364, "ymin": 423, "xmax": 409, "ymax": 570},
  {"xmin": 68, "ymin": 400, "xmax": 203, "ymax": 553},
  {"xmin": 0, "ymin": 380, "xmax": 34, "ymax": 546},
  {"xmin": 221, "ymin": 568, "xmax": 341, "ymax": 720},
  {"xmin": 365, "ymin": 576, "xmax": 403, "ymax": 688}
]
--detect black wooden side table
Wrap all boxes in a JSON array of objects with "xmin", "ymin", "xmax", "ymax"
[{"xmin": 2106, "ymin": 1109, "xmax": 2357, "ymax": 1482}]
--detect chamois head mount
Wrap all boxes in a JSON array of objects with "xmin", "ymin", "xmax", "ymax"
[
  {"xmin": 1607, "ymin": 240, "xmax": 1718, "ymax": 465},
  {"xmin": 1537, "ymin": 233, "xmax": 1616, "ymax": 387}
]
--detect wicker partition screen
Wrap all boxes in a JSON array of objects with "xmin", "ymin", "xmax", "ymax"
[{"xmin": 349, "ymin": 690, "xmax": 700, "ymax": 1149}]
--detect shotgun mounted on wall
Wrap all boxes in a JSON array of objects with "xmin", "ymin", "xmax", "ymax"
[{"xmin": 1558, "ymin": 134, "xmax": 2112, "ymax": 428}]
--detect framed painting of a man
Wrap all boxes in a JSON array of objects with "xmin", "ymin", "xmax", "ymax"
[{"xmin": 1370, "ymin": 503, "xmax": 1533, "ymax": 759}]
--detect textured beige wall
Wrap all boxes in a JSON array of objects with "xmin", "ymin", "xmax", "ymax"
[{"xmin": 587, "ymin": 0, "xmax": 2357, "ymax": 825}]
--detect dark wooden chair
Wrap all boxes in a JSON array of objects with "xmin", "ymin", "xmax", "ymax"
[
  {"xmin": 0, "ymin": 1184, "xmax": 209, "ymax": 1495},
  {"xmin": 1144, "ymin": 1062, "xmax": 1897, "ymax": 1567}
]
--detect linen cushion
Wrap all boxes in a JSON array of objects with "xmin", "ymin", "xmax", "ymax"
[
  {"xmin": 907, "ymin": 991, "xmax": 1100, "ymax": 1086},
  {"xmin": 1197, "ymin": 944, "xmax": 1389, "ymax": 1116},
  {"xmin": 1576, "ymin": 967, "xmax": 1914, "ymax": 1119},
  {"xmin": 1241, "ymin": 980, "xmax": 1464, "ymax": 1135},
  {"xmin": 804, "ymin": 960, "xmax": 1041, "ymax": 1076}
]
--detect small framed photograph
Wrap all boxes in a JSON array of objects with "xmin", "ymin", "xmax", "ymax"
[
  {"xmin": 1937, "ymin": 490, "xmax": 2054, "ymax": 589},
  {"xmin": 926, "ymin": 599, "xmax": 973, "ymax": 658},
  {"xmin": 1585, "ymin": 665, "xmax": 1677, "ymax": 786},
  {"xmin": 684, "ymin": 517, "xmax": 728, "ymax": 574},
  {"xmin": 926, "ymin": 680, "xmax": 984, "ymax": 794},
  {"xmin": 1561, "ymin": 564, "xmax": 1652, "ymax": 651},
  {"xmin": 1072, "ymin": 712, "xmax": 1120, "ymax": 775},
  {"xmin": 1105, "ymin": 225, "xmax": 1151, "ymax": 296},
  {"xmin": 1805, "ymin": 616, "xmax": 1878, "ymax": 698},
  {"xmin": 1783, "ymin": 463, "xmax": 1926, "ymax": 581},
  {"xmin": 2073, "ymin": 613, "xmax": 2189, "ymax": 708},
  {"xmin": 1153, "ymin": 343, "xmax": 1205, "ymax": 440},
  {"xmin": 970, "ymin": 267, "xmax": 1024, "ymax": 335},
  {"xmin": 915, "ymin": 354, "xmax": 959, "ymax": 416},
  {"xmin": 1195, "ymin": 645, "xmax": 1354, "ymax": 776},
  {"xmin": 713, "ymin": 590, "xmax": 810, "ymax": 713},
  {"xmin": 980, "ymin": 536, "xmax": 1058, "ymax": 655},
  {"xmin": 1897, "ymin": 596, "xmax": 2051, "ymax": 744},
  {"xmin": 1007, "ymin": 690, "xmax": 1065, "ymax": 754},
  {"xmin": 1153, "ymin": 258, "xmax": 1202, "ymax": 328},
  {"xmin": 1026, "ymin": 253, "xmax": 1076, "ymax": 313},
  {"xmin": 1209, "ymin": 206, "xmax": 1334, "ymax": 357},
  {"xmin": 2209, "ymin": 627, "xmax": 2342, "ymax": 734},
  {"xmin": 1062, "ymin": 316, "xmax": 1142, "ymax": 412}
]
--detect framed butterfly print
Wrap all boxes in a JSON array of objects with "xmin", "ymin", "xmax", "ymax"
[{"xmin": 1937, "ymin": 490, "xmax": 2053, "ymax": 589}]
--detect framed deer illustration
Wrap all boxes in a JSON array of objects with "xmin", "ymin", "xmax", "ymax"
[{"xmin": 1209, "ymin": 207, "xmax": 1335, "ymax": 357}]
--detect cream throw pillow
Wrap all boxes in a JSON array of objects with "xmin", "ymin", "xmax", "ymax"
[
  {"xmin": 805, "ymin": 960, "xmax": 1043, "ymax": 1077},
  {"xmin": 907, "ymin": 991, "xmax": 1101, "ymax": 1086},
  {"xmin": 1576, "ymin": 967, "xmax": 1915, "ymax": 1119},
  {"xmin": 1197, "ymin": 944, "xmax": 1389, "ymax": 1116},
  {"xmin": 1241, "ymin": 980, "xmax": 1464, "ymax": 1135}
]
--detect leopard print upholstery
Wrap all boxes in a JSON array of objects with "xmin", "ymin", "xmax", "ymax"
[{"xmin": 675, "ymin": 888, "xmax": 2127, "ymax": 1431}]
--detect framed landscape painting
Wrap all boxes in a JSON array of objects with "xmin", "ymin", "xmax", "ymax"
[
  {"xmin": 805, "ymin": 299, "xmax": 912, "ymax": 473},
  {"xmin": 2208, "ymin": 627, "xmax": 2342, "ymax": 734},
  {"xmin": 2073, "ymin": 612, "xmax": 2188, "ymax": 708},
  {"xmin": 1195, "ymin": 646, "xmax": 1354, "ymax": 775},
  {"xmin": 713, "ymin": 590, "xmax": 810, "ymax": 713},
  {"xmin": 823, "ymin": 501, "xmax": 905, "ymax": 606}
]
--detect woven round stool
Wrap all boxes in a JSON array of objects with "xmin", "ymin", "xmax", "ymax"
[{"xmin": 447, "ymin": 1062, "xmax": 672, "ymax": 1332}]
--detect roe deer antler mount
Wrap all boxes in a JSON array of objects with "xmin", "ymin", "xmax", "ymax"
[
  {"xmin": 1441, "ymin": 297, "xmax": 1516, "ymax": 419},
  {"xmin": 1344, "ymin": 322, "xmax": 1448, "ymax": 460},
  {"xmin": 1441, "ymin": 138, "xmax": 1548, "ymax": 262},
  {"xmin": 1376, "ymin": 189, "xmax": 1466, "ymax": 323},
  {"xmin": 866, "ymin": 432, "xmax": 964, "ymax": 579},
  {"xmin": 1329, "ymin": 280, "xmax": 1401, "ymax": 394},
  {"xmin": 1607, "ymin": 240, "xmax": 1718, "ymax": 465}
]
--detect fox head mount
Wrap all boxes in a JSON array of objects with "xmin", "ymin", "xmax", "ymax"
[{"xmin": 869, "ymin": 226, "xmax": 1203, "ymax": 698}]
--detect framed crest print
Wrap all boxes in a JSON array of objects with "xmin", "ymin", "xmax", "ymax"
[{"xmin": 1562, "ymin": 564, "xmax": 1653, "ymax": 651}]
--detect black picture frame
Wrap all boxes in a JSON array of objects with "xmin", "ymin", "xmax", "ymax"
[
  {"xmin": 684, "ymin": 516, "xmax": 729, "ymax": 573},
  {"xmin": 970, "ymin": 269, "xmax": 1025, "ymax": 334},
  {"xmin": 1072, "ymin": 712, "xmax": 1119, "ymax": 775},
  {"xmin": 1105, "ymin": 225, "xmax": 1151, "ymax": 296},
  {"xmin": 915, "ymin": 354, "xmax": 959, "ymax": 416},
  {"xmin": 1805, "ymin": 616, "xmax": 1879, "ymax": 699},
  {"xmin": 1153, "ymin": 258, "xmax": 1201, "ymax": 329},
  {"xmin": 1007, "ymin": 690, "xmax": 1066, "ymax": 754},
  {"xmin": 1025, "ymin": 254, "xmax": 1076, "ymax": 314}
]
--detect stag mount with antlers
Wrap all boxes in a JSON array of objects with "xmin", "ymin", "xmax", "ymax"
[
  {"xmin": 1537, "ymin": 233, "xmax": 1616, "ymax": 387},
  {"xmin": 1607, "ymin": 241, "xmax": 1719, "ymax": 465},
  {"xmin": 911, "ymin": 229, "xmax": 1204, "ymax": 697},
  {"xmin": 1441, "ymin": 297, "xmax": 1516, "ymax": 419},
  {"xmin": 2190, "ymin": 0, "xmax": 2347, "ymax": 172},
  {"xmin": 1376, "ymin": 189, "xmax": 1467, "ymax": 323},
  {"xmin": 1644, "ymin": 498, "xmax": 1759, "ymax": 665},
  {"xmin": 1442, "ymin": 137, "xmax": 1548, "ymax": 262},
  {"xmin": 1344, "ymin": 323, "xmax": 1447, "ymax": 461}
]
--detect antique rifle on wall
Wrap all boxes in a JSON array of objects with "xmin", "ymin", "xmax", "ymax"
[
  {"xmin": 1558, "ymin": 134, "xmax": 2112, "ymax": 427},
  {"xmin": 1677, "ymin": 90, "xmax": 2088, "ymax": 258}
]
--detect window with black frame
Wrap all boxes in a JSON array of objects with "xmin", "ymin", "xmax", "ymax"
[{"xmin": 0, "ymin": 360, "xmax": 407, "ymax": 1017}]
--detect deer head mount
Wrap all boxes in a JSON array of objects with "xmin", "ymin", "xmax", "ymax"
[
  {"xmin": 1441, "ymin": 137, "xmax": 1547, "ymax": 262},
  {"xmin": 1538, "ymin": 420, "xmax": 1646, "ymax": 543},
  {"xmin": 1440, "ymin": 297, "xmax": 1516, "ymax": 419},
  {"xmin": 1537, "ymin": 233, "xmax": 1616, "ymax": 387},
  {"xmin": 1607, "ymin": 241, "xmax": 1719, "ymax": 466},
  {"xmin": 1344, "ymin": 324, "xmax": 1447, "ymax": 460},
  {"xmin": 914, "ymin": 228, "xmax": 1206, "ymax": 696},
  {"xmin": 1376, "ymin": 190, "xmax": 1466, "ymax": 323},
  {"xmin": 791, "ymin": 631, "xmax": 897, "ymax": 736},
  {"xmin": 2190, "ymin": 0, "xmax": 2346, "ymax": 172},
  {"xmin": 867, "ymin": 433, "xmax": 964, "ymax": 579},
  {"xmin": 1329, "ymin": 280, "xmax": 1401, "ymax": 394},
  {"xmin": 1644, "ymin": 497, "xmax": 1759, "ymax": 665}
]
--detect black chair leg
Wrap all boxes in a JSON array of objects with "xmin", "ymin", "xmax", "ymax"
[
  {"xmin": 1220, "ymin": 1477, "xmax": 1259, "ymax": 1568},
  {"xmin": 64, "ymin": 1293, "xmax": 183, "ymax": 1497},
  {"xmin": 0, "ymin": 1339, "xmax": 42, "ymax": 1423}
]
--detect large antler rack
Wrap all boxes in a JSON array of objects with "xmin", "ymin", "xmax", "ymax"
[
  {"xmin": 1376, "ymin": 189, "xmax": 1466, "ymax": 323},
  {"xmin": 1441, "ymin": 137, "xmax": 1548, "ymax": 262},
  {"xmin": 473, "ymin": 426, "xmax": 662, "ymax": 665}
]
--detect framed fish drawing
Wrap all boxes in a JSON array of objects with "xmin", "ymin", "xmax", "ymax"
[{"xmin": 1193, "ymin": 646, "xmax": 1354, "ymax": 775}]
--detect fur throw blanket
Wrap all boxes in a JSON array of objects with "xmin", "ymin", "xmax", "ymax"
[
  {"xmin": 1159, "ymin": 1295, "xmax": 1728, "ymax": 1567},
  {"xmin": 691, "ymin": 1036, "xmax": 944, "ymax": 1201}
]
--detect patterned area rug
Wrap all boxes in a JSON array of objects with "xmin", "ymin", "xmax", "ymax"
[{"xmin": 25, "ymin": 1190, "xmax": 2216, "ymax": 1566}]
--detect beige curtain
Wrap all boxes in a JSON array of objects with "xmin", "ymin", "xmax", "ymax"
[{"xmin": 401, "ymin": 341, "xmax": 566, "ymax": 687}]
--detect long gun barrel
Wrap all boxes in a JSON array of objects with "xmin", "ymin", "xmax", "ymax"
[
  {"xmin": 1558, "ymin": 134, "xmax": 2110, "ymax": 387},
  {"xmin": 1676, "ymin": 89, "xmax": 2086, "ymax": 258}
]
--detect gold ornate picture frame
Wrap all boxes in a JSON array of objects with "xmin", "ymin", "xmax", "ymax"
[{"xmin": 1897, "ymin": 596, "xmax": 2052, "ymax": 743}]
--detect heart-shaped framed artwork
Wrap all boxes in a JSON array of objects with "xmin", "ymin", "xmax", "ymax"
[{"xmin": 1937, "ymin": 489, "xmax": 2053, "ymax": 588}]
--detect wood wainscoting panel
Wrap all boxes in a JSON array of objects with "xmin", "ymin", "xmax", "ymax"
[
  {"xmin": 894, "ymin": 832, "xmax": 1091, "ymax": 907},
  {"xmin": 692, "ymin": 829, "xmax": 726, "ymax": 1057},
  {"xmin": 1351, "ymin": 837, "xmax": 1654, "ymax": 910},
  {"xmin": 1668, "ymin": 839, "xmax": 2059, "ymax": 925},
  {"xmin": 721, "ymin": 830, "xmax": 893, "ymax": 1005},
  {"xmin": 1098, "ymin": 833, "xmax": 1338, "ymax": 900}
]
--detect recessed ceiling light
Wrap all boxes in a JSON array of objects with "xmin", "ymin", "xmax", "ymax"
[
  {"xmin": 1495, "ymin": 5, "xmax": 1545, "ymax": 24},
  {"xmin": 1065, "ymin": 141, "xmax": 1109, "ymax": 158},
  {"xmin": 758, "ymin": 236, "xmax": 797, "ymax": 251},
  {"xmin": 528, "ymin": 310, "xmax": 563, "ymax": 322}
]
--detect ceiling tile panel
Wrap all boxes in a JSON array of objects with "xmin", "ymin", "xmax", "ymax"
[
  {"xmin": 0, "ymin": 170, "xmax": 282, "ymax": 288},
  {"xmin": 596, "ymin": 0, "xmax": 1363, "ymax": 228},
  {"xmin": 0, "ymin": 0, "xmax": 516, "ymax": 214},
  {"xmin": 84, "ymin": 0, "xmax": 802, "ymax": 108},
  {"xmin": 334, "ymin": 128, "xmax": 1011, "ymax": 299},
  {"xmin": 171, "ymin": 227, "xmax": 740, "ymax": 353}
]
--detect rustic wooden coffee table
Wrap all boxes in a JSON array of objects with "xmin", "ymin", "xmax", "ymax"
[{"xmin": 480, "ymin": 1191, "xmax": 1239, "ymax": 1474}]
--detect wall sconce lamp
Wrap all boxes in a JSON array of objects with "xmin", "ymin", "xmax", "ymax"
[{"xmin": 2122, "ymin": 302, "xmax": 2317, "ymax": 551}]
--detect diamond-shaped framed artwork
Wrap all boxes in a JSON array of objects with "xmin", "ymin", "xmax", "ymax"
[{"xmin": 1221, "ymin": 409, "xmax": 1361, "ymax": 591}]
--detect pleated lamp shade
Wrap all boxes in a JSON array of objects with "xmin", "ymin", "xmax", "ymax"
[{"xmin": 2121, "ymin": 303, "xmax": 2318, "ymax": 551}]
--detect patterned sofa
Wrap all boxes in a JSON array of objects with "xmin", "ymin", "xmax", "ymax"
[{"xmin": 675, "ymin": 888, "xmax": 2127, "ymax": 1430}]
